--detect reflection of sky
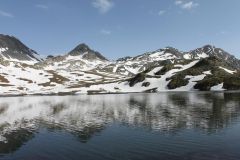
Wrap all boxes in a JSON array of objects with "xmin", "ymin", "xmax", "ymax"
[{"xmin": 0, "ymin": 92, "xmax": 240, "ymax": 143}]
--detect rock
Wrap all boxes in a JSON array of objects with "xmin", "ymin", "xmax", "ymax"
[
  {"xmin": 68, "ymin": 43, "xmax": 108, "ymax": 61},
  {"xmin": 0, "ymin": 34, "xmax": 41, "ymax": 61},
  {"xmin": 223, "ymin": 76, "xmax": 240, "ymax": 90},
  {"xmin": 167, "ymin": 78, "xmax": 189, "ymax": 90},
  {"xmin": 129, "ymin": 73, "xmax": 146, "ymax": 87},
  {"xmin": 46, "ymin": 55, "xmax": 54, "ymax": 59},
  {"xmin": 143, "ymin": 87, "xmax": 158, "ymax": 93},
  {"xmin": 142, "ymin": 82, "xmax": 150, "ymax": 87}
]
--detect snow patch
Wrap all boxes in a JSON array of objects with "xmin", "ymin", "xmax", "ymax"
[
  {"xmin": 197, "ymin": 53, "xmax": 209, "ymax": 59},
  {"xmin": 219, "ymin": 67, "xmax": 236, "ymax": 74},
  {"xmin": 211, "ymin": 83, "xmax": 225, "ymax": 91},
  {"xmin": 203, "ymin": 70, "xmax": 212, "ymax": 75},
  {"xmin": 183, "ymin": 53, "xmax": 191, "ymax": 59},
  {"xmin": 0, "ymin": 47, "xmax": 8, "ymax": 53},
  {"xmin": 148, "ymin": 67, "xmax": 163, "ymax": 76}
]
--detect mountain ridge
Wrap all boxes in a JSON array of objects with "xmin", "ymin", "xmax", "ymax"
[
  {"xmin": 0, "ymin": 34, "xmax": 41, "ymax": 62},
  {"xmin": 0, "ymin": 34, "xmax": 240, "ymax": 95}
]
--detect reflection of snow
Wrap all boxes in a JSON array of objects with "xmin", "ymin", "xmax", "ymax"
[
  {"xmin": 211, "ymin": 83, "xmax": 224, "ymax": 91},
  {"xmin": 0, "ymin": 92, "xmax": 240, "ymax": 142}
]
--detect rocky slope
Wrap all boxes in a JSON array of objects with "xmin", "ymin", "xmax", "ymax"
[
  {"xmin": 68, "ymin": 43, "xmax": 108, "ymax": 61},
  {"xmin": 0, "ymin": 34, "xmax": 41, "ymax": 63},
  {"xmin": 0, "ymin": 34, "xmax": 240, "ymax": 95},
  {"xmin": 35, "ymin": 43, "xmax": 109, "ymax": 71}
]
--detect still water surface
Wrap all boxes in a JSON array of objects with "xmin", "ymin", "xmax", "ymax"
[{"xmin": 0, "ymin": 92, "xmax": 240, "ymax": 160}]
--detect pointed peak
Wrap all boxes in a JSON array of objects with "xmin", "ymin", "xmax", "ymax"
[
  {"xmin": 69, "ymin": 43, "xmax": 92, "ymax": 54},
  {"xmin": 201, "ymin": 44, "xmax": 215, "ymax": 51},
  {"xmin": 76, "ymin": 43, "xmax": 90, "ymax": 50},
  {"xmin": 202, "ymin": 44, "xmax": 214, "ymax": 48},
  {"xmin": 68, "ymin": 43, "xmax": 108, "ymax": 61}
]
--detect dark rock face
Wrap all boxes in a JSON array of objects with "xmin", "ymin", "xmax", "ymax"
[
  {"xmin": 116, "ymin": 56, "xmax": 132, "ymax": 62},
  {"xmin": 167, "ymin": 78, "xmax": 189, "ymax": 90},
  {"xmin": 155, "ymin": 63, "xmax": 174, "ymax": 75},
  {"xmin": 142, "ymin": 82, "xmax": 150, "ymax": 87},
  {"xmin": 68, "ymin": 43, "xmax": 108, "ymax": 61},
  {"xmin": 223, "ymin": 76, "xmax": 240, "ymax": 90},
  {"xmin": 194, "ymin": 77, "xmax": 222, "ymax": 91},
  {"xmin": 46, "ymin": 55, "xmax": 54, "ymax": 59},
  {"xmin": 166, "ymin": 56, "xmax": 238, "ymax": 91},
  {"xmin": 129, "ymin": 73, "xmax": 146, "ymax": 87},
  {"xmin": 160, "ymin": 47, "xmax": 182, "ymax": 58},
  {"xmin": 193, "ymin": 74, "xmax": 240, "ymax": 91},
  {"xmin": 0, "ymin": 34, "xmax": 41, "ymax": 61},
  {"xmin": 143, "ymin": 87, "xmax": 158, "ymax": 93}
]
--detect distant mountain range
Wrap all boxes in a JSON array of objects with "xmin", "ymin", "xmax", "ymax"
[{"xmin": 0, "ymin": 34, "xmax": 240, "ymax": 95}]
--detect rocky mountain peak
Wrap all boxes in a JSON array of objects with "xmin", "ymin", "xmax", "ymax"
[
  {"xmin": 1, "ymin": 35, "xmax": 240, "ymax": 95},
  {"xmin": 202, "ymin": 44, "xmax": 214, "ymax": 51},
  {"xmin": 0, "ymin": 34, "xmax": 41, "ymax": 62},
  {"xmin": 159, "ymin": 47, "xmax": 182, "ymax": 58},
  {"xmin": 68, "ymin": 43, "xmax": 108, "ymax": 61},
  {"xmin": 70, "ymin": 43, "xmax": 91, "ymax": 54},
  {"xmin": 178, "ymin": 44, "xmax": 240, "ymax": 68}
]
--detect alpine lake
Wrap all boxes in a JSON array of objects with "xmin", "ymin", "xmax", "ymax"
[{"xmin": 0, "ymin": 92, "xmax": 240, "ymax": 160}]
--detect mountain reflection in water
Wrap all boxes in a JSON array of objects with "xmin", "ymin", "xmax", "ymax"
[{"xmin": 0, "ymin": 92, "xmax": 240, "ymax": 157}]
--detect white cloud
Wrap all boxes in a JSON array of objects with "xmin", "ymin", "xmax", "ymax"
[
  {"xmin": 36, "ymin": 4, "xmax": 49, "ymax": 9},
  {"xmin": 158, "ymin": 10, "xmax": 166, "ymax": 16},
  {"xmin": 0, "ymin": 10, "xmax": 14, "ymax": 18},
  {"xmin": 181, "ymin": 1, "xmax": 199, "ymax": 10},
  {"xmin": 175, "ymin": 1, "xmax": 183, "ymax": 5},
  {"xmin": 175, "ymin": 1, "xmax": 199, "ymax": 10},
  {"xmin": 92, "ymin": 0, "xmax": 114, "ymax": 13},
  {"xmin": 100, "ymin": 29, "xmax": 111, "ymax": 35}
]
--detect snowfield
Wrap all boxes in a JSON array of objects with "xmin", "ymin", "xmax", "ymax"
[
  {"xmin": 0, "ymin": 57, "xmax": 235, "ymax": 96},
  {"xmin": 0, "ymin": 43, "xmax": 240, "ymax": 95}
]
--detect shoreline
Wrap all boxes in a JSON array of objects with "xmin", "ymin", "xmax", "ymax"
[{"xmin": 0, "ymin": 90, "xmax": 240, "ymax": 98}]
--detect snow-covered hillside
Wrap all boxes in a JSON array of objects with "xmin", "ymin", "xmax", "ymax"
[{"xmin": 0, "ymin": 35, "xmax": 240, "ymax": 95}]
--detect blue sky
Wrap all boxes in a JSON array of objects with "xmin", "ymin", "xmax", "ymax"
[{"xmin": 0, "ymin": 0, "xmax": 240, "ymax": 59}]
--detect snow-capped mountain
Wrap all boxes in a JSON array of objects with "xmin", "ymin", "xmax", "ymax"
[
  {"xmin": 97, "ymin": 47, "xmax": 181, "ymax": 76},
  {"xmin": 68, "ymin": 43, "xmax": 108, "ymax": 61},
  {"xmin": 184, "ymin": 45, "xmax": 240, "ymax": 68},
  {"xmin": 0, "ymin": 34, "xmax": 41, "ymax": 63},
  {"xmin": 0, "ymin": 34, "xmax": 240, "ymax": 95},
  {"xmin": 36, "ymin": 43, "xmax": 109, "ymax": 71},
  {"xmin": 98, "ymin": 45, "xmax": 240, "ymax": 76}
]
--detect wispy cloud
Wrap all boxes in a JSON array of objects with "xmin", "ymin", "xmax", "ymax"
[
  {"xmin": 0, "ymin": 10, "xmax": 14, "ymax": 18},
  {"xmin": 175, "ymin": 1, "xmax": 199, "ymax": 10},
  {"xmin": 175, "ymin": 1, "xmax": 183, "ymax": 5},
  {"xmin": 100, "ymin": 29, "xmax": 111, "ymax": 35},
  {"xmin": 36, "ymin": 4, "xmax": 49, "ymax": 9},
  {"xmin": 181, "ymin": 1, "xmax": 199, "ymax": 10},
  {"xmin": 92, "ymin": 0, "xmax": 114, "ymax": 13},
  {"xmin": 216, "ymin": 31, "xmax": 229, "ymax": 36},
  {"xmin": 158, "ymin": 10, "xmax": 166, "ymax": 16}
]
